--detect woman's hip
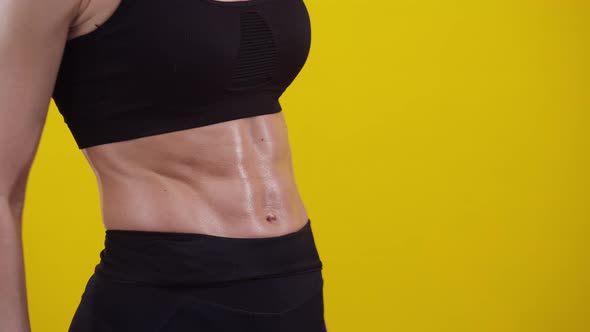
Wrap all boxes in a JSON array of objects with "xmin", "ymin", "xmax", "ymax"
[{"xmin": 68, "ymin": 218, "xmax": 326, "ymax": 332}]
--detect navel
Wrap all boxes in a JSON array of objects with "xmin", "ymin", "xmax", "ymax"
[{"xmin": 266, "ymin": 213, "xmax": 277, "ymax": 222}]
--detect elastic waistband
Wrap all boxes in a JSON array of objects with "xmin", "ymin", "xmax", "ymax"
[{"xmin": 94, "ymin": 219, "xmax": 323, "ymax": 286}]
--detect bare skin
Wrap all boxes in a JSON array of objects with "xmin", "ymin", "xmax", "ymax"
[{"xmin": 72, "ymin": 0, "xmax": 310, "ymax": 238}]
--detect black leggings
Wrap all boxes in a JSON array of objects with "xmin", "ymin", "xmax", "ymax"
[{"xmin": 68, "ymin": 219, "xmax": 326, "ymax": 332}]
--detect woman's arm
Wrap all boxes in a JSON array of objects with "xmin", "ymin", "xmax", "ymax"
[{"xmin": 0, "ymin": 0, "xmax": 78, "ymax": 330}]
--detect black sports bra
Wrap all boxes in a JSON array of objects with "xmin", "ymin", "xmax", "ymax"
[{"xmin": 51, "ymin": 0, "xmax": 312, "ymax": 149}]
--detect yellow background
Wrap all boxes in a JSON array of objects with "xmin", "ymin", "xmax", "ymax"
[{"xmin": 25, "ymin": 0, "xmax": 588, "ymax": 331}]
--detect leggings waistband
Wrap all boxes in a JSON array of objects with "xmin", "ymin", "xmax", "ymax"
[{"xmin": 94, "ymin": 219, "xmax": 323, "ymax": 287}]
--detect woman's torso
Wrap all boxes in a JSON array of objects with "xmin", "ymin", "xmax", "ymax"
[{"xmin": 69, "ymin": 0, "xmax": 309, "ymax": 238}]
